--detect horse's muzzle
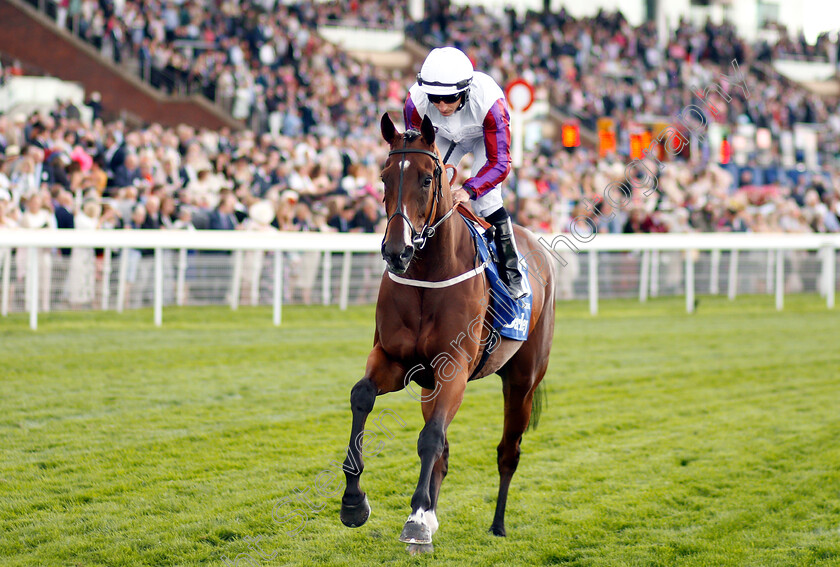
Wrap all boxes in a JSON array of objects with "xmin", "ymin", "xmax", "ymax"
[{"xmin": 382, "ymin": 243, "xmax": 414, "ymax": 274}]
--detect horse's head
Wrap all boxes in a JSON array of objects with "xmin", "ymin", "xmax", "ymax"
[{"xmin": 379, "ymin": 113, "xmax": 448, "ymax": 274}]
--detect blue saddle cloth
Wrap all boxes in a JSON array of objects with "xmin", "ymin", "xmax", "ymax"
[{"xmin": 462, "ymin": 216, "xmax": 532, "ymax": 341}]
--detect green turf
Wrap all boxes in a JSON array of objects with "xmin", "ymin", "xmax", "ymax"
[{"xmin": 1, "ymin": 295, "xmax": 838, "ymax": 566}]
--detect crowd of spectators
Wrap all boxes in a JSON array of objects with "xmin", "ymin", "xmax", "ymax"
[
  {"xmin": 1, "ymin": 98, "xmax": 839, "ymax": 251},
  {"xmin": 27, "ymin": 0, "xmax": 840, "ymax": 176},
  {"xmin": 510, "ymin": 146, "xmax": 840, "ymax": 237},
  {"xmin": 408, "ymin": 3, "xmax": 840, "ymax": 234},
  {"xmin": 0, "ymin": 104, "xmax": 394, "ymax": 306},
  {"xmin": 412, "ymin": 5, "xmax": 840, "ymax": 151},
  {"xmin": 0, "ymin": 105, "xmax": 390, "ymax": 236},
  {"xmin": 41, "ymin": 0, "xmax": 406, "ymax": 137},
  {"xmin": 2, "ymin": 1, "xmax": 840, "ymax": 243},
  {"xmin": 38, "ymin": 0, "xmax": 840, "ymax": 149}
]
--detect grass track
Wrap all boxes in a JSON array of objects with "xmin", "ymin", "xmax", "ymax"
[{"xmin": 1, "ymin": 295, "xmax": 839, "ymax": 566}]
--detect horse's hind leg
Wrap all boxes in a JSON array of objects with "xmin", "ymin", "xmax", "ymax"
[
  {"xmin": 490, "ymin": 265, "xmax": 554, "ymax": 537},
  {"xmin": 490, "ymin": 336, "xmax": 551, "ymax": 536},
  {"xmin": 489, "ymin": 379, "xmax": 536, "ymax": 537},
  {"xmin": 340, "ymin": 345, "xmax": 407, "ymax": 528}
]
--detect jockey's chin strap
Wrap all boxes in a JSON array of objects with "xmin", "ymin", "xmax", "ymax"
[{"xmin": 385, "ymin": 143, "xmax": 457, "ymax": 250}]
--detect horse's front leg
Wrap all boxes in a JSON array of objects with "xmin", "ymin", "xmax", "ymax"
[
  {"xmin": 340, "ymin": 345, "xmax": 407, "ymax": 528},
  {"xmin": 399, "ymin": 377, "xmax": 466, "ymax": 546}
]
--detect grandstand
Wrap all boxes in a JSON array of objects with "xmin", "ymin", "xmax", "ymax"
[{"xmin": 0, "ymin": 0, "xmax": 839, "ymax": 315}]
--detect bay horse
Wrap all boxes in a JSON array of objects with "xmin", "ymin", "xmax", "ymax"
[{"xmin": 339, "ymin": 113, "xmax": 555, "ymax": 550}]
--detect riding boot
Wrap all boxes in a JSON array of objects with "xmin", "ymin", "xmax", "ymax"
[{"xmin": 492, "ymin": 217, "xmax": 529, "ymax": 300}]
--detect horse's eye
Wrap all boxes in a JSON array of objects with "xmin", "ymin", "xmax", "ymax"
[{"xmin": 423, "ymin": 176, "xmax": 432, "ymax": 187}]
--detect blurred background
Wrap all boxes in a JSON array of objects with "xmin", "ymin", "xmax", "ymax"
[{"xmin": 0, "ymin": 0, "xmax": 839, "ymax": 313}]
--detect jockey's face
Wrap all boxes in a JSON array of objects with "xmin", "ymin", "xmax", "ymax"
[{"xmin": 432, "ymin": 98, "xmax": 459, "ymax": 117}]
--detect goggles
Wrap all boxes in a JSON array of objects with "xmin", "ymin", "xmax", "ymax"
[{"xmin": 428, "ymin": 92, "xmax": 463, "ymax": 104}]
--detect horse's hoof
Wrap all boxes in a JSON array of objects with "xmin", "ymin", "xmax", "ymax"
[
  {"xmin": 399, "ymin": 520, "xmax": 432, "ymax": 544},
  {"xmin": 407, "ymin": 543, "xmax": 434, "ymax": 555},
  {"xmin": 340, "ymin": 494, "xmax": 370, "ymax": 528},
  {"xmin": 489, "ymin": 524, "xmax": 506, "ymax": 537}
]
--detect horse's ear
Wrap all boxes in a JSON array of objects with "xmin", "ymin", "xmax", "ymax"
[
  {"xmin": 381, "ymin": 113, "xmax": 398, "ymax": 145},
  {"xmin": 420, "ymin": 115, "xmax": 435, "ymax": 146}
]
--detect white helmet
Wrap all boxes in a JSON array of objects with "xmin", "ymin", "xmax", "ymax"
[{"xmin": 417, "ymin": 47, "xmax": 474, "ymax": 96}]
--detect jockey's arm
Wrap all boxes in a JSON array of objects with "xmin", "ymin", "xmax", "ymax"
[
  {"xmin": 461, "ymin": 99, "xmax": 512, "ymax": 200},
  {"xmin": 403, "ymin": 93, "xmax": 423, "ymax": 131}
]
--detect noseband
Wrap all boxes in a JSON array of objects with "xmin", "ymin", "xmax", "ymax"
[{"xmin": 383, "ymin": 141, "xmax": 455, "ymax": 251}]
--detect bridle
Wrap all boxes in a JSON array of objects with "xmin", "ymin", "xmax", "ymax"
[{"xmin": 383, "ymin": 139, "xmax": 456, "ymax": 251}]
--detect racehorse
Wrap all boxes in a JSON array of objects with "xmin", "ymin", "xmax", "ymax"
[{"xmin": 339, "ymin": 113, "xmax": 555, "ymax": 551}]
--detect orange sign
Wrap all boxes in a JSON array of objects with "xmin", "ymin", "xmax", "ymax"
[
  {"xmin": 629, "ymin": 133, "xmax": 643, "ymax": 160},
  {"xmin": 597, "ymin": 118, "xmax": 616, "ymax": 157},
  {"xmin": 562, "ymin": 123, "xmax": 580, "ymax": 148},
  {"xmin": 720, "ymin": 138, "xmax": 731, "ymax": 164},
  {"xmin": 641, "ymin": 130, "xmax": 652, "ymax": 152}
]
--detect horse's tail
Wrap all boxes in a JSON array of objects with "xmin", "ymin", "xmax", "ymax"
[{"xmin": 527, "ymin": 380, "xmax": 546, "ymax": 432}]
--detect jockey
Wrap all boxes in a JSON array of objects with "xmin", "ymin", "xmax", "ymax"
[{"xmin": 404, "ymin": 47, "xmax": 528, "ymax": 300}]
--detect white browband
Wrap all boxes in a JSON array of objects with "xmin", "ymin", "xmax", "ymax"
[{"xmin": 387, "ymin": 260, "xmax": 488, "ymax": 289}]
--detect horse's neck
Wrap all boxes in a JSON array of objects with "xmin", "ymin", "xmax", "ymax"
[
  {"xmin": 420, "ymin": 147, "xmax": 474, "ymax": 279},
  {"xmin": 407, "ymin": 207, "xmax": 473, "ymax": 281}
]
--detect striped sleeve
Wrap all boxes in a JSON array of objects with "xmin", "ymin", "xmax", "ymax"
[
  {"xmin": 462, "ymin": 98, "xmax": 512, "ymax": 198},
  {"xmin": 403, "ymin": 93, "xmax": 423, "ymax": 131}
]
